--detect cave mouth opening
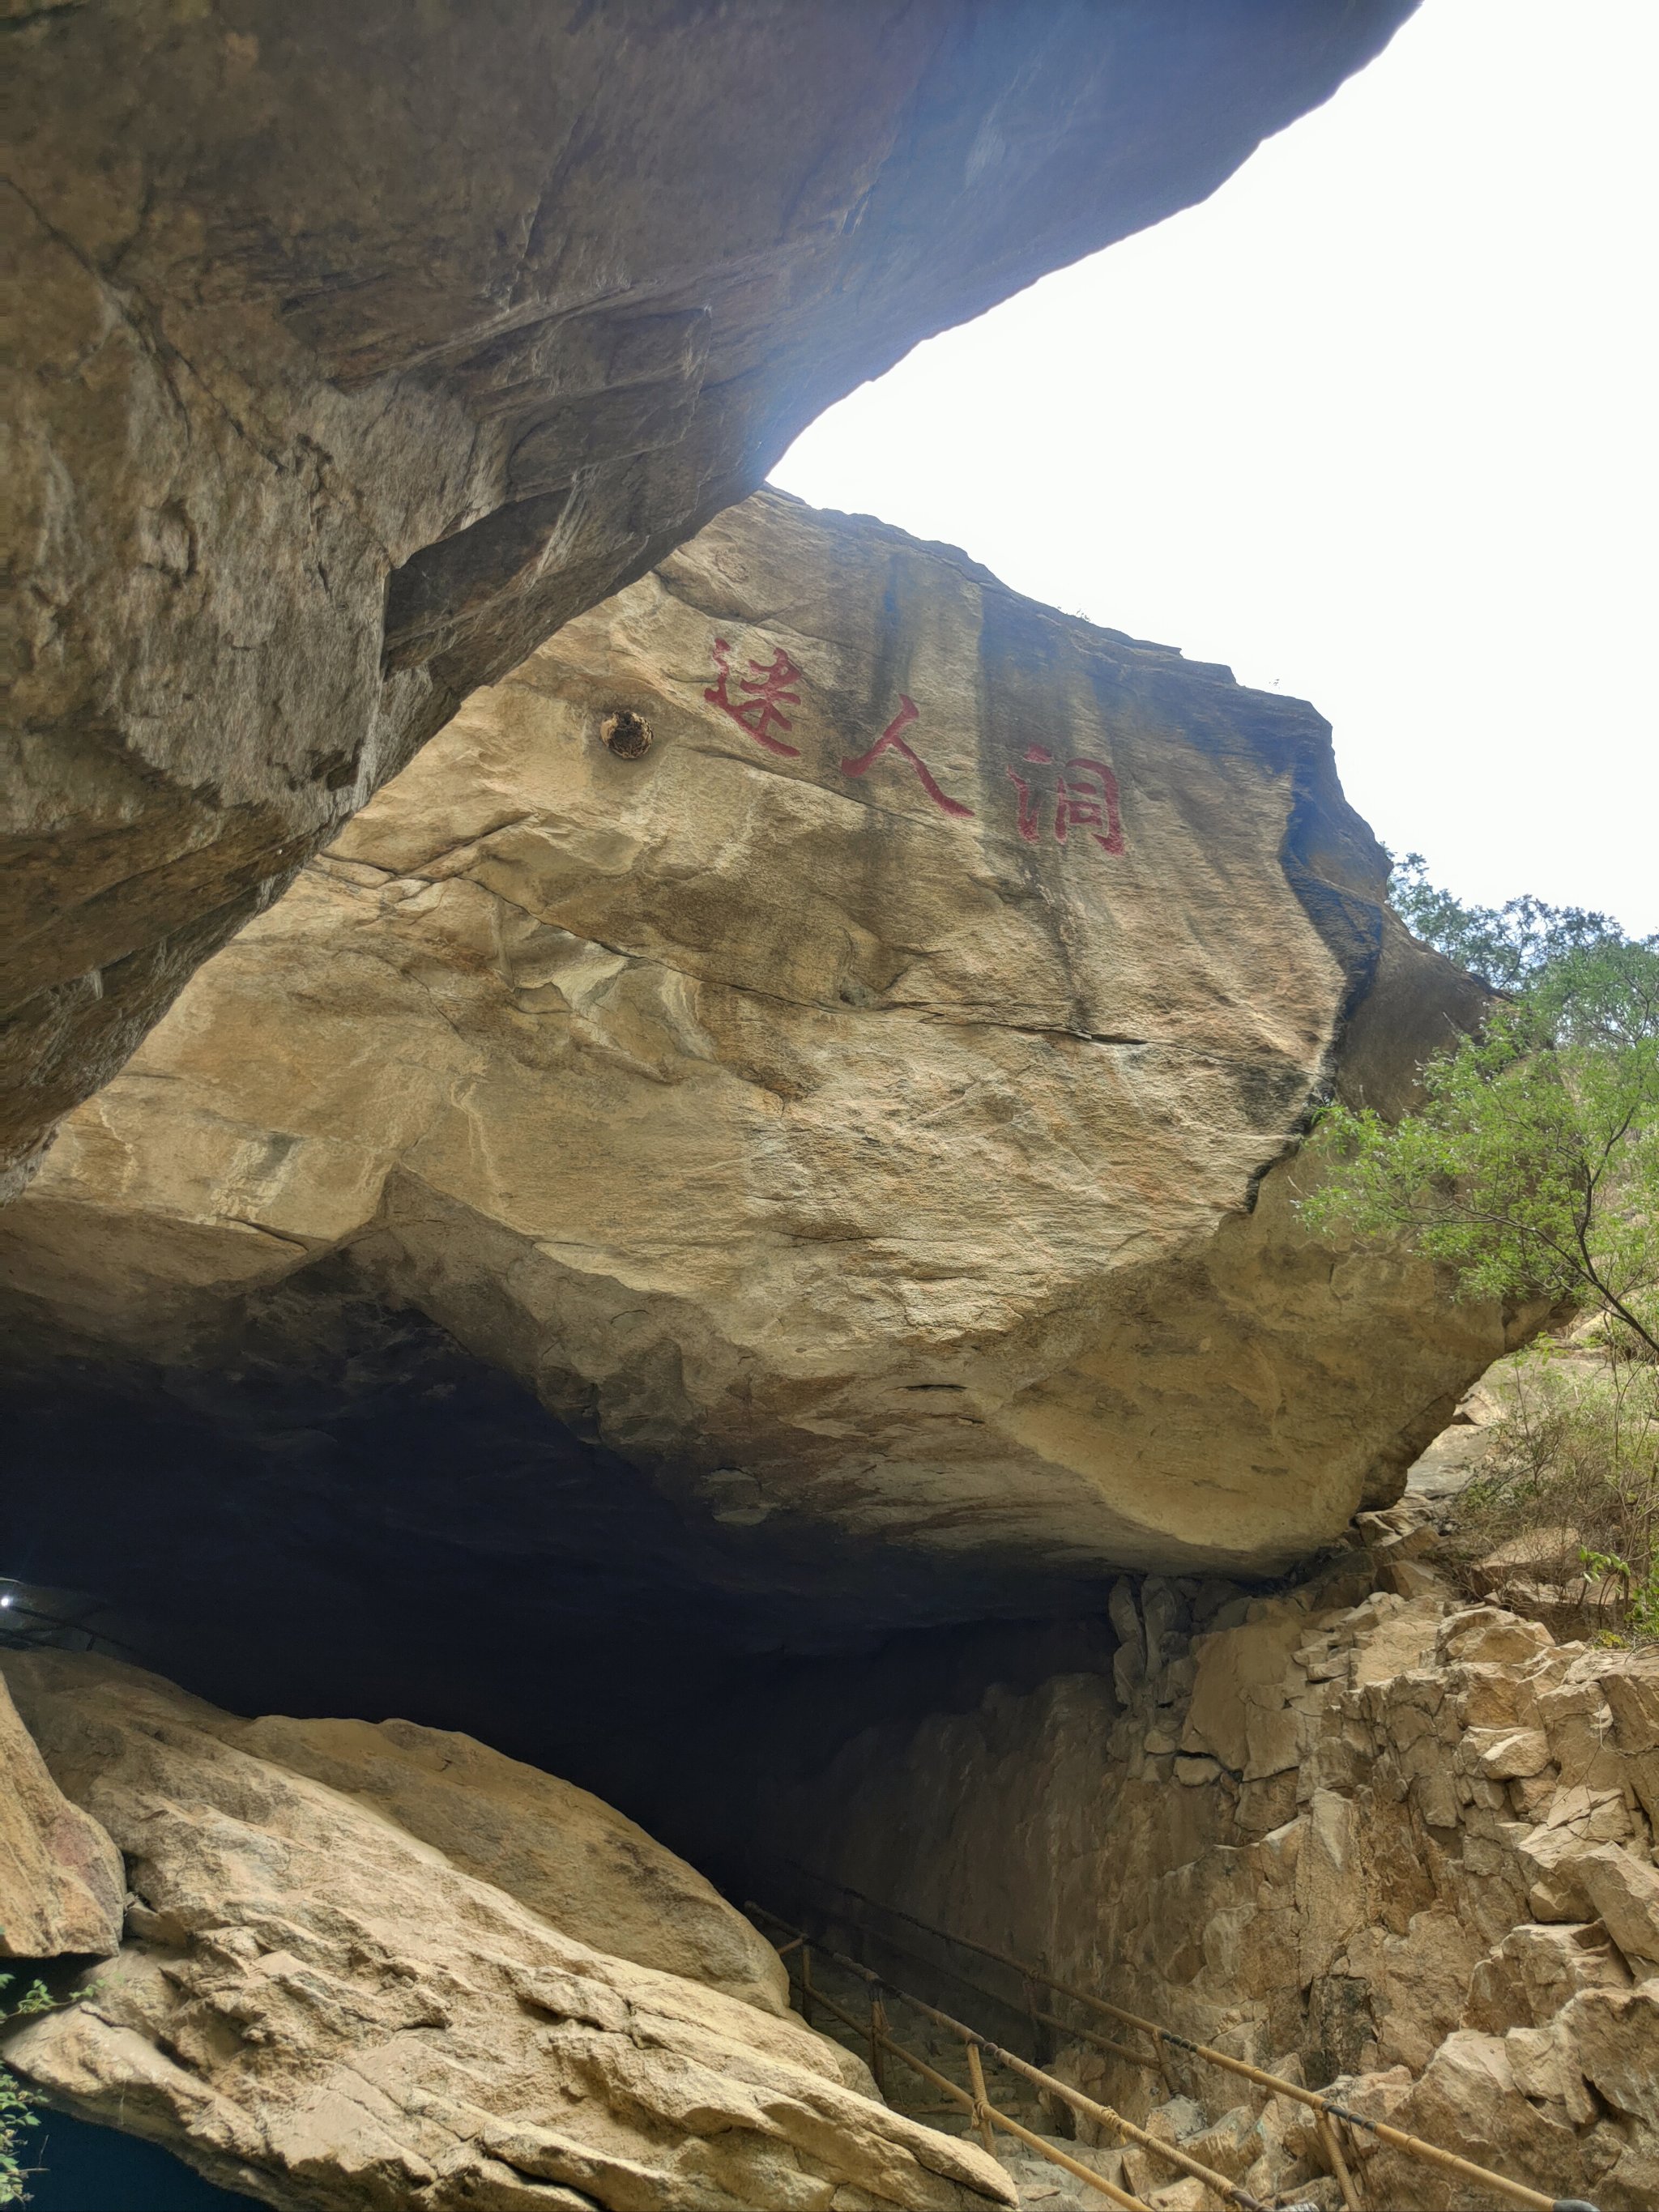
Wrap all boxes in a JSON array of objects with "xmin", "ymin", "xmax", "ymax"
[{"xmin": 2, "ymin": 1268, "xmax": 1130, "ymax": 1907}]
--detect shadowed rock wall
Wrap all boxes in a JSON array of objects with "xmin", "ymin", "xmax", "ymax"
[{"xmin": 3, "ymin": 0, "xmax": 1417, "ymax": 1197}]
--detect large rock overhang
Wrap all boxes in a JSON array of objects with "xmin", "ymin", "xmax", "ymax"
[
  {"xmin": 0, "ymin": 492, "xmax": 1520, "ymax": 1721},
  {"xmin": 2, "ymin": 0, "xmax": 1419, "ymax": 1196}
]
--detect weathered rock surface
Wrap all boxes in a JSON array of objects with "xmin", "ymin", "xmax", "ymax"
[
  {"xmin": 0, "ymin": 1673, "xmax": 123, "ymax": 1959},
  {"xmin": 1, "ymin": 490, "xmax": 1503, "ymax": 1594},
  {"xmin": 0, "ymin": 1651, "xmax": 1014, "ymax": 2210},
  {"xmin": 2, "ymin": 0, "xmax": 1417, "ymax": 1200},
  {"xmin": 757, "ymin": 1515, "xmax": 1659, "ymax": 2209},
  {"xmin": 233, "ymin": 1711, "xmax": 790, "ymax": 2015}
]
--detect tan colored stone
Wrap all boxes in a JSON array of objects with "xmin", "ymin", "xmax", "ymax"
[
  {"xmin": 0, "ymin": 1651, "xmax": 1012, "ymax": 2211},
  {"xmin": 1601, "ymin": 1652, "xmax": 1659, "ymax": 1831},
  {"xmin": 1295, "ymin": 1792, "xmax": 1366, "ymax": 1986},
  {"xmin": 1503, "ymin": 2021, "xmax": 1596, "ymax": 2125},
  {"xmin": 1576, "ymin": 1844, "xmax": 1659, "ymax": 1972},
  {"xmin": 1601, "ymin": 1652, "xmax": 1659, "ymax": 1752},
  {"xmin": 1466, "ymin": 1726, "xmax": 1553, "ymax": 1781},
  {"xmin": 1174, "ymin": 1756, "xmax": 1224, "ymax": 1788},
  {"xmin": 0, "ymin": 492, "xmax": 1508, "ymax": 1587},
  {"xmin": 1558, "ymin": 1980, "xmax": 1659, "ymax": 2129},
  {"xmin": 1181, "ymin": 1615, "xmax": 1307, "ymax": 1773},
  {"xmin": 1371, "ymin": 2031, "xmax": 1589, "ymax": 2210},
  {"xmin": 1463, "ymin": 1922, "xmax": 1633, "ymax": 2032},
  {"xmin": 1515, "ymin": 1822, "xmax": 1614, "ymax": 1923},
  {"xmin": 234, "ymin": 1713, "xmax": 788, "ymax": 2014},
  {"xmin": 1435, "ymin": 1609, "xmax": 1555, "ymax": 1669},
  {"xmin": 0, "ymin": 1674, "xmax": 122, "ymax": 1958},
  {"xmin": 1182, "ymin": 2105, "xmax": 1260, "ymax": 2182}
]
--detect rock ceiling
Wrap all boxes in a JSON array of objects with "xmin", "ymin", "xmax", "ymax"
[{"xmin": 5, "ymin": 0, "xmax": 1418, "ymax": 1199}]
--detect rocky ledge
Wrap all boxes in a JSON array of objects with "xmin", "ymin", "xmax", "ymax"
[{"xmin": 761, "ymin": 1497, "xmax": 1659, "ymax": 2210}]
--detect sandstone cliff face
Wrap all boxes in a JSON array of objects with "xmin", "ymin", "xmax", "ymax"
[
  {"xmin": 0, "ymin": 1651, "xmax": 1014, "ymax": 2212},
  {"xmin": 2, "ymin": 0, "xmax": 1416, "ymax": 1199},
  {"xmin": 1, "ymin": 491, "xmax": 1502, "ymax": 1597},
  {"xmin": 759, "ymin": 1524, "xmax": 1659, "ymax": 2209}
]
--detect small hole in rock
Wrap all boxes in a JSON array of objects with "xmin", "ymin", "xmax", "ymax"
[{"xmin": 601, "ymin": 708, "xmax": 653, "ymax": 760}]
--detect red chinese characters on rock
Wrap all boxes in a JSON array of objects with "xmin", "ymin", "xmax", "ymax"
[
  {"xmin": 838, "ymin": 695, "xmax": 975, "ymax": 819},
  {"xmin": 1007, "ymin": 744, "xmax": 1124, "ymax": 855},
  {"xmin": 697, "ymin": 633, "xmax": 979, "ymax": 826},
  {"xmin": 704, "ymin": 637, "xmax": 803, "ymax": 757}
]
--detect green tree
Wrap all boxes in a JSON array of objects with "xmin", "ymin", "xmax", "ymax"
[
  {"xmin": 1388, "ymin": 851, "xmax": 1627, "ymax": 991},
  {"xmin": 1299, "ymin": 884, "xmax": 1659, "ymax": 1358}
]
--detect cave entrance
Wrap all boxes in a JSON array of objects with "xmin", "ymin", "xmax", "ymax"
[{"xmin": 2, "ymin": 1271, "xmax": 1126, "ymax": 1910}]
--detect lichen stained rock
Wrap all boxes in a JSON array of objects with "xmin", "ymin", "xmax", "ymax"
[
  {"xmin": 2, "ymin": 0, "xmax": 1417, "ymax": 1201},
  {"xmin": 0, "ymin": 491, "xmax": 1505, "ymax": 1592},
  {"xmin": 0, "ymin": 1650, "xmax": 1014, "ymax": 2212}
]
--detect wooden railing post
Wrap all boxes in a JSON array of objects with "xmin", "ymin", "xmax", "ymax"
[
  {"xmin": 869, "ymin": 1985, "xmax": 888, "ymax": 2099},
  {"xmin": 965, "ymin": 2040, "xmax": 997, "ymax": 2161},
  {"xmin": 1318, "ymin": 2111, "xmax": 1362, "ymax": 2212},
  {"xmin": 800, "ymin": 1941, "xmax": 815, "ymax": 2028}
]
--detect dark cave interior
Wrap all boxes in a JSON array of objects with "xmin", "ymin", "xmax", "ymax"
[{"xmin": 2, "ymin": 1266, "xmax": 1127, "ymax": 1906}]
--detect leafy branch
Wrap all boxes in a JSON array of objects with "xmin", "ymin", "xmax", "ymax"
[
  {"xmin": 0, "ymin": 1975, "xmax": 53, "ymax": 2208},
  {"xmin": 1300, "ymin": 918, "xmax": 1659, "ymax": 1358}
]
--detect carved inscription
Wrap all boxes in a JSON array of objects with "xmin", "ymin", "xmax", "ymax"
[
  {"xmin": 701, "ymin": 637, "xmax": 1123, "ymax": 854},
  {"xmin": 839, "ymin": 695, "xmax": 975, "ymax": 820},
  {"xmin": 705, "ymin": 637, "xmax": 803, "ymax": 757},
  {"xmin": 1006, "ymin": 744, "xmax": 1124, "ymax": 855}
]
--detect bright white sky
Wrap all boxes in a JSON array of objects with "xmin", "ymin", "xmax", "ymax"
[{"xmin": 773, "ymin": 0, "xmax": 1657, "ymax": 936}]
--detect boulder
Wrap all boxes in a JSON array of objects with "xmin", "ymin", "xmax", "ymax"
[
  {"xmin": 2, "ymin": 1653, "xmax": 781, "ymax": 2014},
  {"xmin": 2, "ymin": 0, "xmax": 1417, "ymax": 1197},
  {"xmin": 0, "ymin": 1675, "xmax": 123, "ymax": 1959},
  {"xmin": 0, "ymin": 492, "xmax": 1508, "ymax": 1605},
  {"xmin": 0, "ymin": 1651, "xmax": 1013, "ymax": 2211},
  {"xmin": 1575, "ymin": 1844, "xmax": 1659, "ymax": 1975},
  {"xmin": 1462, "ymin": 1921, "xmax": 1632, "ymax": 2033},
  {"xmin": 234, "ymin": 1715, "xmax": 790, "ymax": 2015}
]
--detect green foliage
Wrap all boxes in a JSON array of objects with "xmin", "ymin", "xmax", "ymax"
[
  {"xmin": 1305, "ymin": 859, "xmax": 1658, "ymax": 1641},
  {"xmin": 0, "ymin": 1975, "xmax": 50, "ymax": 2208},
  {"xmin": 1300, "ymin": 929, "xmax": 1659, "ymax": 1357},
  {"xmin": 1388, "ymin": 851, "xmax": 1627, "ymax": 990}
]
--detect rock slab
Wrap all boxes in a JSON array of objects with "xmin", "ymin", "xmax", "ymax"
[
  {"xmin": 0, "ymin": 1651, "xmax": 1013, "ymax": 2211},
  {"xmin": 0, "ymin": 1673, "xmax": 123, "ymax": 1959}
]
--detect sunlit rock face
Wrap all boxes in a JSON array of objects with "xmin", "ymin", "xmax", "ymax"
[
  {"xmin": 0, "ymin": 491, "xmax": 1509, "ymax": 1603},
  {"xmin": 1, "ymin": 0, "xmax": 1417, "ymax": 1200},
  {"xmin": 0, "ymin": 1650, "xmax": 1012, "ymax": 2212}
]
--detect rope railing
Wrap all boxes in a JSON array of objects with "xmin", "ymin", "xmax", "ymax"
[{"xmin": 755, "ymin": 1878, "xmax": 1599, "ymax": 2212}]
